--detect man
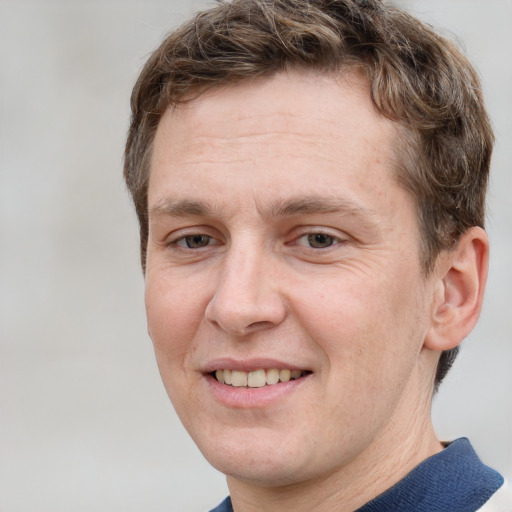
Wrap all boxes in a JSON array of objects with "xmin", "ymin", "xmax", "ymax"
[{"xmin": 124, "ymin": 0, "xmax": 506, "ymax": 510}]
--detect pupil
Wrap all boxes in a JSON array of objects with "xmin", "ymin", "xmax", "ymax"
[
  {"xmin": 186, "ymin": 235, "xmax": 208, "ymax": 248},
  {"xmin": 308, "ymin": 233, "xmax": 333, "ymax": 248}
]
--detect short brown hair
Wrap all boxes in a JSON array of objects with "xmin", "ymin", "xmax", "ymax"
[{"xmin": 124, "ymin": 0, "xmax": 493, "ymax": 387}]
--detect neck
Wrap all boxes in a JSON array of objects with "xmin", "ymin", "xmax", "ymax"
[{"xmin": 227, "ymin": 361, "xmax": 442, "ymax": 512}]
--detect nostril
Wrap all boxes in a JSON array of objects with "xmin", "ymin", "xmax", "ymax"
[{"xmin": 246, "ymin": 320, "xmax": 275, "ymax": 331}]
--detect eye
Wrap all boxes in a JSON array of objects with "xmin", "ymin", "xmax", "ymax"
[
  {"xmin": 301, "ymin": 232, "xmax": 338, "ymax": 249},
  {"xmin": 176, "ymin": 234, "xmax": 214, "ymax": 249}
]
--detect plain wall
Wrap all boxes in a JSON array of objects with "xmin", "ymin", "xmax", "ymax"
[{"xmin": 1, "ymin": 1, "xmax": 510, "ymax": 511}]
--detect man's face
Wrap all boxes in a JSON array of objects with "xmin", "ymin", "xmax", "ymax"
[{"xmin": 145, "ymin": 71, "xmax": 437, "ymax": 486}]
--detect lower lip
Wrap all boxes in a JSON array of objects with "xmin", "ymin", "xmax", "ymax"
[{"xmin": 204, "ymin": 373, "xmax": 311, "ymax": 409}]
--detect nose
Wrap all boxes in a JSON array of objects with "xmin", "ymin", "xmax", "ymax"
[{"xmin": 205, "ymin": 245, "xmax": 287, "ymax": 336}]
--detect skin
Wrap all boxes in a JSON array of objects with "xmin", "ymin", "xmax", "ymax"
[{"xmin": 144, "ymin": 70, "xmax": 488, "ymax": 511}]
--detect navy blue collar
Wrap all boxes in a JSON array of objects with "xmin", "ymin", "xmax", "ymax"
[
  {"xmin": 356, "ymin": 438, "xmax": 503, "ymax": 511},
  {"xmin": 210, "ymin": 438, "xmax": 503, "ymax": 512}
]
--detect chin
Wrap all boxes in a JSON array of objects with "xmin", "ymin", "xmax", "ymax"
[
  {"xmin": 190, "ymin": 423, "xmax": 330, "ymax": 487},
  {"xmin": 212, "ymin": 454, "xmax": 310, "ymax": 488}
]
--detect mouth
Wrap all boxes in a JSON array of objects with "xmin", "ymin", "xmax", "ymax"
[{"xmin": 210, "ymin": 368, "xmax": 311, "ymax": 388}]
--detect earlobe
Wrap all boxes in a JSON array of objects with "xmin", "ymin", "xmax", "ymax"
[{"xmin": 424, "ymin": 227, "xmax": 489, "ymax": 351}]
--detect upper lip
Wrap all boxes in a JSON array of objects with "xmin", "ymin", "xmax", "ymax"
[{"xmin": 200, "ymin": 358, "xmax": 311, "ymax": 373}]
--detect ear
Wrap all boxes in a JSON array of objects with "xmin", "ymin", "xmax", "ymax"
[{"xmin": 424, "ymin": 227, "xmax": 489, "ymax": 351}]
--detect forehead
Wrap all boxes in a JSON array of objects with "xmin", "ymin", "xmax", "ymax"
[{"xmin": 149, "ymin": 70, "xmax": 403, "ymax": 215}]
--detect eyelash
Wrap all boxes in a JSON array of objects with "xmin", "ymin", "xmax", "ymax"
[
  {"xmin": 170, "ymin": 229, "xmax": 345, "ymax": 251},
  {"xmin": 294, "ymin": 231, "xmax": 344, "ymax": 249},
  {"xmin": 173, "ymin": 233, "xmax": 219, "ymax": 249}
]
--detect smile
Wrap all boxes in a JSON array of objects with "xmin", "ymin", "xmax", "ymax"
[{"xmin": 213, "ymin": 368, "xmax": 310, "ymax": 388}]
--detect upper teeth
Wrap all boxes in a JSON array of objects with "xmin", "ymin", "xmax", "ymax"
[{"xmin": 214, "ymin": 368, "xmax": 304, "ymax": 388}]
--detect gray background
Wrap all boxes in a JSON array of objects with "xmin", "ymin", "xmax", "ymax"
[{"xmin": 0, "ymin": 1, "xmax": 510, "ymax": 511}]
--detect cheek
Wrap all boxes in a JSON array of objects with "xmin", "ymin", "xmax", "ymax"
[
  {"xmin": 293, "ymin": 268, "xmax": 426, "ymax": 378},
  {"xmin": 144, "ymin": 272, "xmax": 207, "ymax": 364},
  {"xmin": 144, "ymin": 274, "xmax": 208, "ymax": 421}
]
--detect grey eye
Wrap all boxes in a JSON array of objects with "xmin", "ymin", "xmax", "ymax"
[
  {"xmin": 183, "ymin": 234, "xmax": 211, "ymax": 248},
  {"xmin": 307, "ymin": 233, "xmax": 336, "ymax": 248}
]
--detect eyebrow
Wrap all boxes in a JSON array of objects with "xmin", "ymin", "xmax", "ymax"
[
  {"xmin": 149, "ymin": 196, "xmax": 376, "ymax": 222},
  {"xmin": 267, "ymin": 196, "xmax": 375, "ymax": 219},
  {"xmin": 149, "ymin": 199, "xmax": 213, "ymax": 219}
]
